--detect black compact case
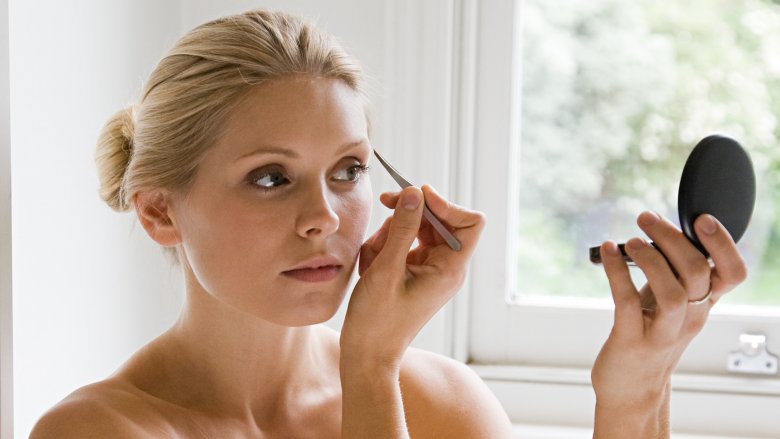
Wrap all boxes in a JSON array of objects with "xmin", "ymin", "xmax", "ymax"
[{"xmin": 589, "ymin": 134, "xmax": 756, "ymax": 264}]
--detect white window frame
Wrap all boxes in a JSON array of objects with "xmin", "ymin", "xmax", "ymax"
[{"xmin": 438, "ymin": 0, "xmax": 780, "ymax": 435}]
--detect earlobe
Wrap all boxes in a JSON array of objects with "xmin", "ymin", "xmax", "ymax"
[{"xmin": 134, "ymin": 190, "xmax": 182, "ymax": 247}]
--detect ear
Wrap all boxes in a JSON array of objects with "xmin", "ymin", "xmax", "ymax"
[{"xmin": 133, "ymin": 190, "xmax": 182, "ymax": 247}]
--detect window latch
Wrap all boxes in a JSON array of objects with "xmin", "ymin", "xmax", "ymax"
[{"xmin": 727, "ymin": 333, "xmax": 778, "ymax": 375}]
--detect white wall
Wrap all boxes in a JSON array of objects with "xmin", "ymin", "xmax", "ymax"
[
  {"xmin": 10, "ymin": 2, "xmax": 183, "ymax": 438},
  {"xmin": 1, "ymin": 0, "xmax": 12, "ymax": 437},
  {"xmin": 10, "ymin": 1, "xmax": 456, "ymax": 438}
]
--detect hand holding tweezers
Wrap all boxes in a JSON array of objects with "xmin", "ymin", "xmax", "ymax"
[{"xmin": 373, "ymin": 149, "xmax": 462, "ymax": 252}]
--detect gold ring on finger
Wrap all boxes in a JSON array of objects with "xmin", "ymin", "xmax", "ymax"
[{"xmin": 688, "ymin": 287, "xmax": 713, "ymax": 305}]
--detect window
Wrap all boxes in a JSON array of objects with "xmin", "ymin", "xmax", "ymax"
[
  {"xmin": 517, "ymin": 0, "xmax": 780, "ymax": 307},
  {"xmin": 459, "ymin": 0, "xmax": 780, "ymax": 434}
]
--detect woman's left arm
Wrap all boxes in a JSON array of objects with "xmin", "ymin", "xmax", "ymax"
[
  {"xmin": 592, "ymin": 211, "xmax": 748, "ymax": 438},
  {"xmin": 340, "ymin": 185, "xmax": 515, "ymax": 438}
]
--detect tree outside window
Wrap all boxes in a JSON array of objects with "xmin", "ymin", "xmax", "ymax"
[{"xmin": 519, "ymin": 0, "xmax": 780, "ymax": 305}]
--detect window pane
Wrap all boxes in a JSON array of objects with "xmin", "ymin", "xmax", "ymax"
[{"xmin": 518, "ymin": 0, "xmax": 780, "ymax": 306}]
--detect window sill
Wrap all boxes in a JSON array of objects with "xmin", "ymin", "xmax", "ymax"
[
  {"xmin": 513, "ymin": 424, "xmax": 769, "ymax": 439},
  {"xmin": 475, "ymin": 364, "xmax": 780, "ymax": 437},
  {"xmin": 472, "ymin": 364, "xmax": 780, "ymax": 396}
]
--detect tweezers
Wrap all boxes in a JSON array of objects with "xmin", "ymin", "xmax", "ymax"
[{"xmin": 373, "ymin": 149, "xmax": 462, "ymax": 251}]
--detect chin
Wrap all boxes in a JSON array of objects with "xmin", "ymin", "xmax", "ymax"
[
  {"xmin": 296, "ymin": 289, "xmax": 348, "ymax": 326},
  {"xmin": 269, "ymin": 265, "xmax": 356, "ymax": 327},
  {"xmin": 267, "ymin": 307, "xmax": 341, "ymax": 327},
  {"xmin": 258, "ymin": 286, "xmax": 348, "ymax": 327}
]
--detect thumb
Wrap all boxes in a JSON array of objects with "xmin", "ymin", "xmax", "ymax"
[{"xmin": 375, "ymin": 186, "xmax": 424, "ymax": 269}]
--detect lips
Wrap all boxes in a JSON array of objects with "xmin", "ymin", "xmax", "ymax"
[
  {"xmin": 282, "ymin": 255, "xmax": 343, "ymax": 282},
  {"xmin": 282, "ymin": 265, "xmax": 342, "ymax": 282}
]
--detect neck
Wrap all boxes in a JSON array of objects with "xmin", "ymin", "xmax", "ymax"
[{"xmin": 133, "ymin": 282, "xmax": 341, "ymax": 424}]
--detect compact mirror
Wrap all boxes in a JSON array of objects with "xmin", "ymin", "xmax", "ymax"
[{"xmin": 589, "ymin": 134, "xmax": 757, "ymax": 264}]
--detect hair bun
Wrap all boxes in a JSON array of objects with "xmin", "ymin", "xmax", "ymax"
[{"xmin": 95, "ymin": 105, "xmax": 135, "ymax": 212}]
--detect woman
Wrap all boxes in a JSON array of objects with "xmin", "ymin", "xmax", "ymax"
[{"xmin": 30, "ymin": 9, "xmax": 746, "ymax": 438}]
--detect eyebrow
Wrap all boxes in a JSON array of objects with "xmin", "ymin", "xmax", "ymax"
[{"xmin": 235, "ymin": 139, "xmax": 369, "ymax": 161}]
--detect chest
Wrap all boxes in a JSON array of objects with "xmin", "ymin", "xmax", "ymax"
[{"xmin": 152, "ymin": 396, "xmax": 342, "ymax": 439}]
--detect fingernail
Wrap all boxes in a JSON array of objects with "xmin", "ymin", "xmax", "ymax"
[
  {"xmin": 605, "ymin": 241, "xmax": 620, "ymax": 256},
  {"xmin": 698, "ymin": 214, "xmax": 717, "ymax": 235},
  {"xmin": 638, "ymin": 211, "xmax": 659, "ymax": 227},
  {"xmin": 628, "ymin": 238, "xmax": 646, "ymax": 250},
  {"xmin": 403, "ymin": 190, "xmax": 421, "ymax": 210}
]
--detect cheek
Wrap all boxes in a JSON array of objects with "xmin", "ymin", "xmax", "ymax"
[
  {"xmin": 338, "ymin": 184, "xmax": 373, "ymax": 244},
  {"xmin": 179, "ymin": 194, "xmax": 284, "ymax": 285},
  {"xmin": 188, "ymin": 197, "xmax": 277, "ymax": 248}
]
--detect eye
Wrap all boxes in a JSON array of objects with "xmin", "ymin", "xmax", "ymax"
[
  {"xmin": 248, "ymin": 166, "xmax": 290, "ymax": 191},
  {"xmin": 333, "ymin": 163, "xmax": 370, "ymax": 183}
]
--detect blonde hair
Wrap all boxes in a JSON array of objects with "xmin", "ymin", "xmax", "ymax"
[{"xmin": 94, "ymin": 9, "xmax": 369, "ymax": 260}]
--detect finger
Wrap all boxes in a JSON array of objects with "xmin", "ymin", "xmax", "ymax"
[
  {"xmin": 382, "ymin": 191, "xmax": 450, "ymax": 248},
  {"xmin": 382, "ymin": 187, "xmax": 478, "ymax": 229},
  {"xmin": 625, "ymin": 237, "xmax": 687, "ymax": 338},
  {"xmin": 379, "ymin": 191, "xmax": 401, "ymax": 209},
  {"xmin": 406, "ymin": 244, "xmax": 432, "ymax": 266},
  {"xmin": 601, "ymin": 240, "xmax": 643, "ymax": 338},
  {"xmin": 374, "ymin": 186, "xmax": 425, "ymax": 270},
  {"xmin": 695, "ymin": 214, "xmax": 748, "ymax": 301},
  {"xmin": 366, "ymin": 217, "xmax": 393, "ymax": 253},
  {"xmin": 383, "ymin": 186, "xmax": 482, "ymax": 232},
  {"xmin": 412, "ymin": 216, "xmax": 439, "ymax": 247},
  {"xmin": 422, "ymin": 186, "xmax": 487, "ymax": 270},
  {"xmin": 421, "ymin": 185, "xmax": 483, "ymax": 229},
  {"xmin": 384, "ymin": 186, "xmax": 483, "ymax": 247},
  {"xmin": 638, "ymin": 284, "xmax": 657, "ymax": 311},
  {"xmin": 359, "ymin": 218, "xmax": 392, "ymax": 275},
  {"xmin": 358, "ymin": 241, "xmax": 376, "ymax": 276},
  {"xmin": 635, "ymin": 211, "xmax": 711, "ymax": 300}
]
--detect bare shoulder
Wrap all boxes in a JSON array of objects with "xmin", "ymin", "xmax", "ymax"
[
  {"xmin": 29, "ymin": 380, "xmax": 174, "ymax": 439},
  {"xmin": 399, "ymin": 347, "xmax": 515, "ymax": 439}
]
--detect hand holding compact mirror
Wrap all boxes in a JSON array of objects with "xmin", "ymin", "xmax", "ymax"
[{"xmin": 590, "ymin": 135, "xmax": 756, "ymax": 265}]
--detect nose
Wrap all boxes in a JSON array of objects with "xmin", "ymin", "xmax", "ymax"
[{"xmin": 295, "ymin": 183, "xmax": 340, "ymax": 240}]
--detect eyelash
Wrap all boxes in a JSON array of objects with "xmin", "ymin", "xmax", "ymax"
[{"xmin": 248, "ymin": 163, "xmax": 371, "ymax": 193}]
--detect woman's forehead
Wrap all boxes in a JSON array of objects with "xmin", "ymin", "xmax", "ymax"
[
  {"xmin": 235, "ymin": 76, "xmax": 364, "ymax": 125},
  {"xmin": 213, "ymin": 77, "xmax": 369, "ymax": 160}
]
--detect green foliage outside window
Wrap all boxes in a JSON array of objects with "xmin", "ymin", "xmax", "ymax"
[{"xmin": 519, "ymin": 0, "xmax": 780, "ymax": 305}]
